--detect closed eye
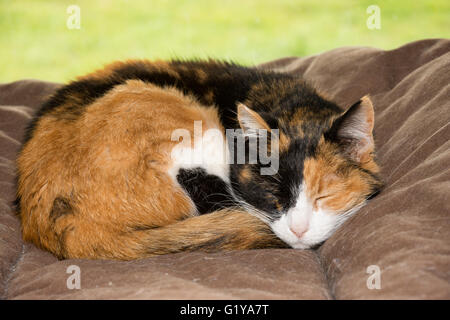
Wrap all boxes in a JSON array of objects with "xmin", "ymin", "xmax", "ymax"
[{"xmin": 314, "ymin": 194, "xmax": 332, "ymax": 206}]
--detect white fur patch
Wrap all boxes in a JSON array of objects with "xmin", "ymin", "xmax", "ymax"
[
  {"xmin": 168, "ymin": 125, "xmax": 230, "ymax": 182},
  {"xmin": 270, "ymin": 182, "xmax": 355, "ymax": 249}
]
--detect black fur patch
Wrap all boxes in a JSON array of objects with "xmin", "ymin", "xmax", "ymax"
[
  {"xmin": 177, "ymin": 168, "xmax": 236, "ymax": 214},
  {"xmin": 23, "ymin": 60, "xmax": 299, "ymax": 146},
  {"xmin": 182, "ymin": 234, "xmax": 232, "ymax": 251},
  {"xmin": 49, "ymin": 197, "xmax": 73, "ymax": 223},
  {"xmin": 176, "ymin": 168, "xmax": 236, "ymax": 215},
  {"xmin": 131, "ymin": 224, "xmax": 160, "ymax": 232}
]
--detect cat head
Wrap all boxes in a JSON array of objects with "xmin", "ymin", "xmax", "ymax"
[{"xmin": 230, "ymin": 93, "xmax": 383, "ymax": 249}]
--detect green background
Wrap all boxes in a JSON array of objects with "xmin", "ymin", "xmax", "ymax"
[{"xmin": 1, "ymin": 0, "xmax": 448, "ymax": 82}]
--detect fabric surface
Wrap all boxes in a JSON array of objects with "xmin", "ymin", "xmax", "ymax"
[{"xmin": 0, "ymin": 39, "xmax": 449, "ymax": 299}]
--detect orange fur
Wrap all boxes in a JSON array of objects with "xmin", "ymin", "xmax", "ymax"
[{"xmin": 303, "ymin": 138, "xmax": 379, "ymax": 213}]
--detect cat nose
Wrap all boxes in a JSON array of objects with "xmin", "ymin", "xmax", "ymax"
[{"xmin": 289, "ymin": 225, "xmax": 308, "ymax": 239}]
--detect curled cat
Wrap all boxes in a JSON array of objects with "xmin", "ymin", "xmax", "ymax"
[{"xmin": 17, "ymin": 60, "xmax": 383, "ymax": 260}]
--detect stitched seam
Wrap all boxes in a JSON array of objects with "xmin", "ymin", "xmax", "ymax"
[
  {"xmin": 1, "ymin": 243, "xmax": 25, "ymax": 300},
  {"xmin": 314, "ymin": 250, "xmax": 336, "ymax": 300}
]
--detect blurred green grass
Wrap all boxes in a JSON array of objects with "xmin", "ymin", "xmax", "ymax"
[{"xmin": 0, "ymin": 0, "xmax": 448, "ymax": 82}]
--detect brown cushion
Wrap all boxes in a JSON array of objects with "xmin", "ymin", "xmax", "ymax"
[{"xmin": 1, "ymin": 39, "xmax": 449, "ymax": 299}]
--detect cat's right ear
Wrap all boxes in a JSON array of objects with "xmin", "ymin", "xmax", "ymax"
[
  {"xmin": 237, "ymin": 103, "xmax": 270, "ymax": 137},
  {"xmin": 330, "ymin": 96, "xmax": 375, "ymax": 164}
]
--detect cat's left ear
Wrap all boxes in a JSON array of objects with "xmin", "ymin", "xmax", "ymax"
[
  {"xmin": 237, "ymin": 103, "xmax": 270, "ymax": 136},
  {"xmin": 331, "ymin": 96, "xmax": 375, "ymax": 163}
]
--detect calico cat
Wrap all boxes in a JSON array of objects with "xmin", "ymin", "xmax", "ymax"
[{"xmin": 17, "ymin": 59, "xmax": 383, "ymax": 260}]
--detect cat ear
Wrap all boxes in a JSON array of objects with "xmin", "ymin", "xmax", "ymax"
[
  {"xmin": 332, "ymin": 96, "xmax": 375, "ymax": 163},
  {"xmin": 237, "ymin": 103, "xmax": 270, "ymax": 136}
]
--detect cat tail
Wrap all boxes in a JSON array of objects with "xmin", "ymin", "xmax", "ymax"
[
  {"xmin": 131, "ymin": 208, "xmax": 288, "ymax": 259},
  {"xmin": 47, "ymin": 207, "xmax": 287, "ymax": 260}
]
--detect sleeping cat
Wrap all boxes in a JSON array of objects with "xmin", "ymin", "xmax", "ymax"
[{"xmin": 17, "ymin": 59, "xmax": 383, "ymax": 260}]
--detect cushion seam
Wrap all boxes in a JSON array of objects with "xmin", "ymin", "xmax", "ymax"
[
  {"xmin": 1, "ymin": 243, "xmax": 25, "ymax": 300},
  {"xmin": 314, "ymin": 250, "xmax": 336, "ymax": 300}
]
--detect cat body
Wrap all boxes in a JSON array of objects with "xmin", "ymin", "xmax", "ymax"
[{"xmin": 17, "ymin": 60, "xmax": 382, "ymax": 259}]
